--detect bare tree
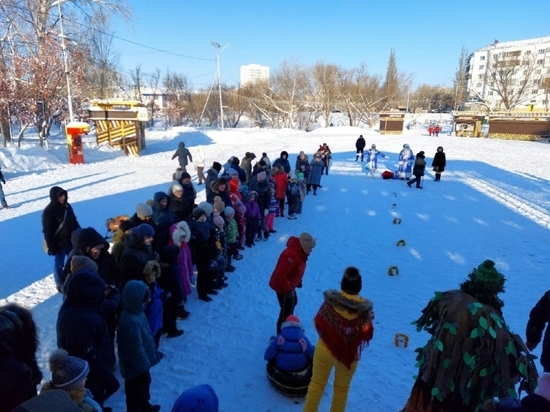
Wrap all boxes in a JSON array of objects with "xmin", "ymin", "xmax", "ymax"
[
  {"xmin": 486, "ymin": 53, "xmax": 540, "ymax": 111},
  {"xmin": 453, "ymin": 47, "xmax": 469, "ymax": 110},
  {"xmin": 309, "ymin": 61, "xmax": 342, "ymax": 127},
  {"xmin": 130, "ymin": 64, "xmax": 144, "ymax": 101},
  {"xmin": 163, "ymin": 70, "xmax": 189, "ymax": 127}
]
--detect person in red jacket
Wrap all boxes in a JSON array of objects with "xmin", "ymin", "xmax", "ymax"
[
  {"xmin": 272, "ymin": 163, "xmax": 288, "ymax": 218},
  {"xmin": 269, "ymin": 233, "xmax": 316, "ymax": 334}
]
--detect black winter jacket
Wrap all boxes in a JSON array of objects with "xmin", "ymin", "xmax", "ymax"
[
  {"xmin": 42, "ymin": 186, "xmax": 80, "ymax": 253},
  {"xmin": 413, "ymin": 153, "xmax": 426, "ymax": 177},
  {"xmin": 526, "ymin": 290, "xmax": 550, "ymax": 371},
  {"xmin": 432, "ymin": 151, "xmax": 447, "ymax": 172},
  {"xmin": 120, "ymin": 233, "xmax": 157, "ymax": 290}
]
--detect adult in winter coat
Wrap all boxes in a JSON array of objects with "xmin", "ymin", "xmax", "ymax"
[
  {"xmin": 264, "ymin": 314, "xmax": 315, "ymax": 372},
  {"xmin": 42, "ymin": 186, "xmax": 81, "ymax": 291},
  {"xmin": 306, "ymin": 153, "xmax": 324, "ymax": 195},
  {"xmin": 407, "ymin": 151, "xmax": 426, "ymax": 189},
  {"xmin": 483, "ymin": 373, "xmax": 550, "ymax": 412},
  {"xmin": 111, "ymin": 220, "xmax": 134, "ymax": 271},
  {"xmin": 240, "ymin": 152, "xmax": 256, "ymax": 185},
  {"xmin": 171, "ymin": 384, "xmax": 219, "ymax": 412},
  {"xmin": 151, "ymin": 191, "xmax": 177, "ymax": 251},
  {"xmin": 194, "ymin": 145, "xmax": 206, "ymax": 185},
  {"xmin": 355, "ymin": 135, "xmax": 366, "ymax": 161},
  {"xmin": 180, "ymin": 172, "xmax": 197, "ymax": 210},
  {"xmin": 0, "ymin": 304, "xmax": 43, "ymax": 412},
  {"xmin": 401, "ymin": 260, "xmax": 537, "ymax": 412},
  {"xmin": 205, "ymin": 162, "xmax": 222, "ymax": 199},
  {"xmin": 168, "ymin": 182, "xmax": 192, "ymax": 222},
  {"xmin": 398, "ymin": 144, "xmax": 415, "ymax": 180},
  {"xmin": 117, "ymin": 280, "xmax": 161, "ymax": 412},
  {"xmin": 432, "ymin": 146, "xmax": 446, "ymax": 182},
  {"xmin": 0, "ymin": 165, "xmax": 8, "ymax": 208},
  {"xmin": 269, "ymin": 233, "xmax": 316, "ymax": 334},
  {"xmin": 56, "ymin": 269, "xmax": 120, "ymax": 408},
  {"xmin": 172, "ymin": 142, "xmax": 193, "ymax": 171},
  {"xmin": 62, "ymin": 227, "xmax": 118, "ymax": 287},
  {"xmin": 526, "ymin": 289, "xmax": 550, "ymax": 373},
  {"xmin": 303, "ymin": 267, "xmax": 374, "ymax": 412},
  {"xmin": 295, "ymin": 152, "xmax": 310, "ymax": 180},
  {"xmin": 229, "ymin": 156, "xmax": 247, "ymax": 183},
  {"xmin": 272, "ymin": 151, "xmax": 291, "ymax": 174},
  {"xmin": 207, "ymin": 177, "xmax": 232, "ymax": 210},
  {"xmin": 364, "ymin": 144, "xmax": 389, "ymax": 176},
  {"xmin": 120, "ymin": 224, "xmax": 158, "ymax": 291}
]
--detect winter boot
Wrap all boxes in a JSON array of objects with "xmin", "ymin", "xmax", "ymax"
[
  {"xmin": 177, "ymin": 306, "xmax": 190, "ymax": 320},
  {"xmin": 355, "ymin": 155, "xmax": 359, "ymax": 161}
]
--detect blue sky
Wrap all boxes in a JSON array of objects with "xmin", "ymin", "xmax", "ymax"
[{"xmin": 112, "ymin": 0, "xmax": 550, "ymax": 89}]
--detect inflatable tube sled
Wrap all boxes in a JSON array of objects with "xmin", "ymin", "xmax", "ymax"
[{"xmin": 266, "ymin": 359, "xmax": 312, "ymax": 397}]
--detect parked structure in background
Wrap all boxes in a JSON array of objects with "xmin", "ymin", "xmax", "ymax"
[
  {"xmin": 240, "ymin": 64, "xmax": 270, "ymax": 87},
  {"xmin": 466, "ymin": 36, "xmax": 550, "ymax": 112}
]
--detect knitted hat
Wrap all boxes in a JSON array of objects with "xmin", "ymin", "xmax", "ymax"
[
  {"xmin": 212, "ymin": 162, "xmax": 222, "ymax": 172},
  {"xmin": 192, "ymin": 207, "xmax": 206, "ymax": 219},
  {"xmin": 227, "ymin": 168, "xmax": 239, "ymax": 177},
  {"xmin": 257, "ymin": 171, "xmax": 267, "ymax": 181},
  {"xmin": 180, "ymin": 172, "xmax": 191, "ymax": 180},
  {"xmin": 371, "ymin": 144, "xmax": 376, "ymax": 149},
  {"xmin": 236, "ymin": 201, "xmax": 246, "ymax": 215},
  {"xmin": 213, "ymin": 196, "xmax": 225, "ymax": 212},
  {"xmin": 133, "ymin": 224, "xmax": 155, "ymax": 241},
  {"xmin": 213, "ymin": 214, "xmax": 225, "ymax": 228},
  {"xmin": 286, "ymin": 314, "xmax": 300, "ymax": 323},
  {"xmin": 70, "ymin": 255, "xmax": 98, "ymax": 274},
  {"xmin": 224, "ymin": 206, "xmax": 235, "ymax": 216},
  {"xmin": 258, "ymin": 159, "xmax": 267, "ymax": 167},
  {"xmin": 119, "ymin": 220, "xmax": 135, "ymax": 233},
  {"xmin": 460, "ymin": 259, "xmax": 506, "ymax": 310},
  {"xmin": 341, "ymin": 266, "xmax": 362, "ymax": 295},
  {"xmin": 198, "ymin": 201, "xmax": 213, "ymax": 216},
  {"xmin": 299, "ymin": 232, "xmax": 316, "ymax": 251},
  {"xmin": 535, "ymin": 373, "xmax": 550, "ymax": 401},
  {"xmin": 49, "ymin": 349, "xmax": 89, "ymax": 391},
  {"xmin": 136, "ymin": 203, "xmax": 153, "ymax": 218}
]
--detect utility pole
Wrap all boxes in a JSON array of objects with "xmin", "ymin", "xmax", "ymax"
[
  {"xmin": 56, "ymin": 0, "xmax": 74, "ymax": 122},
  {"xmin": 212, "ymin": 41, "xmax": 230, "ymax": 131}
]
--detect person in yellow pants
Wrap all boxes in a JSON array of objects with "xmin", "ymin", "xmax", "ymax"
[{"xmin": 303, "ymin": 267, "xmax": 374, "ymax": 412}]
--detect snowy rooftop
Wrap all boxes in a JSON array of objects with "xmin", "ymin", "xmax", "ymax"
[{"xmin": 477, "ymin": 36, "xmax": 550, "ymax": 52}]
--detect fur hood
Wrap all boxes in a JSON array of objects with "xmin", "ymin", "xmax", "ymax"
[
  {"xmin": 323, "ymin": 289, "xmax": 373, "ymax": 318},
  {"xmin": 172, "ymin": 221, "xmax": 191, "ymax": 246}
]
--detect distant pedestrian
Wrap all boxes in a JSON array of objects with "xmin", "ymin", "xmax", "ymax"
[
  {"xmin": 355, "ymin": 135, "xmax": 366, "ymax": 161},
  {"xmin": 432, "ymin": 146, "xmax": 446, "ymax": 182},
  {"xmin": 194, "ymin": 146, "xmax": 206, "ymax": 185},
  {"xmin": 0, "ymin": 165, "xmax": 8, "ymax": 209},
  {"xmin": 434, "ymin": 124, "xmax": 441, "ymax": 136},
  {"xmin": 172, "ymin": 142, "xmax": 193, "ymax": 172}
]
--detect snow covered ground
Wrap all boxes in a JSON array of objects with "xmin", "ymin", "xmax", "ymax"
[{"xmin": 2, "ymin": 120, "xmax": 550, "ymax": 411}]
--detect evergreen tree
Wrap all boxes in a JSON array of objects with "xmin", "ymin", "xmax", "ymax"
[{"xmin": 383, "ymin": 49, "xmax": 399, "ymax": 109}]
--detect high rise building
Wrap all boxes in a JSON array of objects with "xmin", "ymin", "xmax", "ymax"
[
  {"xmin": 240, "ymin": 64, "xmax": 270, "ymax": 87},
  {"xmin": 466, "ymin": 37, "xmax": 550, "ymax": 111}
]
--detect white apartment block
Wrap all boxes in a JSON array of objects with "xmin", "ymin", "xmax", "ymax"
[
  {"xmin": 240, "ymin": 64, "xmax": 270, "ymax": 87},
  {"xmin": 467, "ymin": 36, "xmax": 550, "ymax": 110}
]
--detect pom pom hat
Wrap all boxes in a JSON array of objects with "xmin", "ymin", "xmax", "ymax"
[
  {"xmin": 49, "ymin": 349, "xmax": 89, "ymax": 390},
  {"xmin": 133, "ymin": 224, "xmax": 155, "ymax": 241},
  {"xmin": 286, "ymin": 314, "xmax": 300, "ymax": 323},
  {"xmin": 341, "ymin": 266, "xmax": 362, "ymax": 295},
  {"xmin": 136, "ymin": 203, "xmax": 153, "ymax": 219},
  {"xmin": 459, "ymin": 259, "xmax": 506, "ymax": 311},
  {"xmin": 299, "ymin": 232, "xmax": 316, "ymax": 252}
]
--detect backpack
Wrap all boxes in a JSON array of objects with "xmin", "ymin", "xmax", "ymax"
[
  {"xmin": 382, "ymin": 171, "xmax": 394, "ymax": 180},
  {"xmin": 288, "ymin": 182, "xmax": 299, "ymax": 197}
]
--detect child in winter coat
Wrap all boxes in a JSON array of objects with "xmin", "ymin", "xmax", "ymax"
[
  {"xmin": 170, "ymin": 221, "xmax": 194, "ymax": 308},
  {"xmin": 296, "ymin": 172, "xmax": 306, "ymax": 214},
  {"xmin": 117, "ymin": 280, "xmax": 161, "ymax": 412},
  {"xmin": 286, "ymin": 173, "xmax": 300, "ymax": 220},
  {"xmin": 224, "ymin": 206, "xmax": 242, "ymax": 265},
  {"xmin": 364, "ymin": 144, "xmax": 389, "ymax": 177},
  {"xmin": 264, "ymin": 314, "xmax": 315, "ymax": 372},
  {"xmin": 157, "ymin": 245, "xmax": 185, "ymax": 337},
  {"xmin": 266, "ymin": 193, "xmax": 279, "ymax": 233},
  {"xmin": 407, "ymin": 151, "xmax": 426, "ymax": 189},
  {"xmin": 244, "ymin": 191, "xmax": 261, "ymax": 247},
  {"xmin": 141, "ymin": 260, "xmax": 164, "ymax": 347},
  {"xmin": 432, "ymin": 146, "xmax": 446, "ymax": 182},
  {"xmin": 41, "ymin": 349, "xmax": 102, "ymax": 412},
  {"xmin": 272, "ymin": 164, "xmax": 288, "ymax": 217}
]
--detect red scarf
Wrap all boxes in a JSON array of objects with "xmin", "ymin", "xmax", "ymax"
[{"xmin": 314, "ymin": 302, "xmax": 373, "ymax": 369}]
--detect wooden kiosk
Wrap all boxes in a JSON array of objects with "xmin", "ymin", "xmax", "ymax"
[
  {"xmin": 487, "ymin": 112, "xmax": 550, "ymax": 141},
  {"xmin": 453, "ymin": 113, "xmax": 485, "ymax": 137},
  {"xmin": 379, "ymin": 113, "xmax": 405, "ymax": 135},
  {"xmin": 88, "ymin": 100, "xmax": 149, "ymax": 155}
]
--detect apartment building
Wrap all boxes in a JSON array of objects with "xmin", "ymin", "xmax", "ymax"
[
  {"xmin": 467, "ymin": 37, "xmax": 550, "ymax": 111},
  {"xmin": 240, "ymin": 64, "xmax": 270, "ymax": 87}
]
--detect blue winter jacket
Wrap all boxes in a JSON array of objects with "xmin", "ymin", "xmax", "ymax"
[
  {"xmin": 117, "ymin": 280, "xmax": 160, "ymax": 380},
  {"xmin": 171, "ymin": 384, "xmax": 219, "ymax": 412},
  {"xmin": 264, "ymin": 321, "xmax": 315, "ymax": 372}
]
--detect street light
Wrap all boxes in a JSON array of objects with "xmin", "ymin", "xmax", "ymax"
[{"xmin": 211, "ymin": 41, "xmax": 230, "ymax": 131}]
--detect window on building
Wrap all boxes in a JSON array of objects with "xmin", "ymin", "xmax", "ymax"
[
  {"xmin": 480, "ymin": 56, "xmax": 486, "ymax": 61},
  {"xmin": 476, "ymin": 82, "xmax": 482, "ymax": 87},
  {"xmin": 532, "ymin": 89, "xmax": 538, "ymax": 94},
  {"xmin": 479, "ymin": 64, "xmax": 485, "ymax": 69},
  {"xmin": 525, "ymin": 50, "xmax": 532, "ymax": 55},
  {"xmin": 537, "ymin": 59, "xmax": 544, "ymax": 64},
  {"xmin": 478, "ymin": 74, "xmax": 484, "ymax": 79},
  {"xmin": 543, "ymin": 100, "xmax": 548, "ymax": 105},
  {"xmin": 535, "ymin": 69, "xmax": 542, "ymax": 74},
  {"xmin": 490, "ymin": 82, "xmax": 495, "ymax": 87},
  {"xmin": 539, "ymin": 49, "xmax": 545, "ymax": 54},
  {"xmin": 520, "ymin": 80, "xmax": 526, "ymax": 85},
  {"xmin": 488, "ymin": 91, "xmax": 493, "ymax": 95}
]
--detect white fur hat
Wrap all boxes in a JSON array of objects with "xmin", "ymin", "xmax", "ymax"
[{"xmin": 172, "ymin": 221, "xmax": 191, "ymax": 246}]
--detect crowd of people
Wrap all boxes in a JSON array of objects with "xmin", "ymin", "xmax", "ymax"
[{"xmin": 3, "ymin": 139, "xmax": 550, "ymax": 412}]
